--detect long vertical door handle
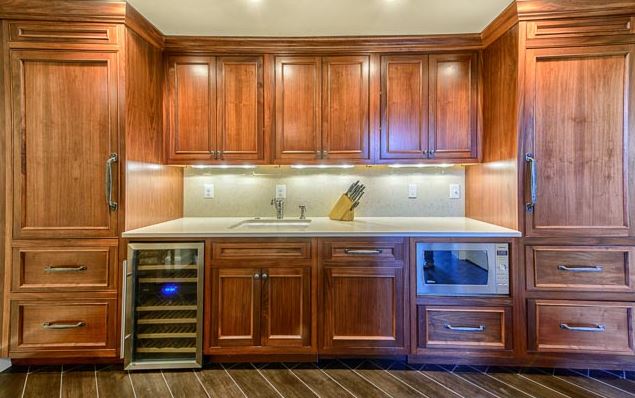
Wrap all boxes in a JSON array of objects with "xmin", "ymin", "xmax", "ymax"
[
  {"xmin": 105, "ymin": 153, "xmax": 118, "ymax": 211},
  {"xmin": 525, "ymin": 153, "xmax": 537, "ymax": 212}
]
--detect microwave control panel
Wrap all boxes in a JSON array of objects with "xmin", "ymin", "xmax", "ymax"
[{"xmin": 495, "ymin": 244, "xmax": 510, "ymax": 294}]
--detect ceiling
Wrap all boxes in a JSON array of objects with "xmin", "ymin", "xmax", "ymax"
[{"xmin": 128, "ymin": 0, "xmax": 513, "ymax": 37}]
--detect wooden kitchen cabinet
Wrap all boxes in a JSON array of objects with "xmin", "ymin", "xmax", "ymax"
[
  {"xmin": 380, "ymin": 53, "xmax": 479, "ymax": 162},
  {"xmin": 523, "ymin": 45, "xmax": 635, "ymax": 237},
  {"xmin": 207, "ymin": 265, "xmax": 312, "ymax": 353},
  {"xmin": 319, "ymin": 239, "xmax": 408, "ymax": 355},
  {"xmin": 275, "ymin": 55, "xmax": 372, "ymax": 163},
  {"xmin": 166, "ymin": 55, "xmax": 264, "ymax": 164},
  {"xmin": 10, "ymin": 49, "xmax": 119, "ymax": 239}
]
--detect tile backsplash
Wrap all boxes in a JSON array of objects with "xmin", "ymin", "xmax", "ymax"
[{"xmin": 184, "ymin": 166, "xmax": 465, "ymax": 218}]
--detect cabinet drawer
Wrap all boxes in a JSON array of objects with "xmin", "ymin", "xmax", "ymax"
[
  {"xmin": 529, "ymin": 300, "xmax": 635, "ymax": 355},
  {"xmin": 9, "ymin": 22, "xmax": 119, "ymax": 45},
  {"xmin": 211, "ymin": 240, "xmax": 311, "ymax": 261},
  {"xmin": 12, "ymin": 242, "xmax": 117, "ymax": 292},
  {"xmin": 10, "ymin": 299, "xmax": 117, "ymax": 355},
  {"xmin": 526, "ymin": 246, "xmax": 635, "ymax": 292},
  {"xmin": 320, "ymin": 239, "xmax": 404, "ymax": 263},
  {"xmin": 419, "ymin": 306, "xmax": 510, "ymax": 350}
]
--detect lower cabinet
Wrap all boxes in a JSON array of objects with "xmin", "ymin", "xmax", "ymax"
[
  {"xmin": 206, "ymin": 265, "xmax": 313, "ymax": 354},
  {"xmin": 319, "ymin": 238, "xmax": 408, "ymax": 355},
  {"xmin": 528, "ymin": 300, "xmax": 635, "ymax": 356},
  {"xmin": 9, "ymin": 298, "xmax": 118, "ymax": 358},
  {"xmin": 417, "ymin": 305, "xmax": 512, "ymax": 351}
]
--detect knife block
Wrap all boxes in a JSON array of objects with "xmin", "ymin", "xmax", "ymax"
[{"xmin": 328, "ymin": 194, "xmax": 355, "ymax": 221}]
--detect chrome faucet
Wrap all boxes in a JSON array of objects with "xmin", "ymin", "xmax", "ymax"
[{"xmin": 271, "ymin": 198, "xmax": 285, "ymax": 220}]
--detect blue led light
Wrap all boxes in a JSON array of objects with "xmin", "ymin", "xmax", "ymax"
[{"xmin": 161, "ymin": 284, "xmax": 178, "ymax": 296}]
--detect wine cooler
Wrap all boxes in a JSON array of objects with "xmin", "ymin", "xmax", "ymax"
[{"xmin": 123, "ymin": 243, "xmax": 204, "ymax": 370}]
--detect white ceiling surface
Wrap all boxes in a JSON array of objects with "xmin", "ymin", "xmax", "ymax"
[{"xmin": 128, "ymin": 0, "xmax": 513, "ymax": 37}]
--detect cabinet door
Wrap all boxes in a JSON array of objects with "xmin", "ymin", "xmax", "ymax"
[
  {"xmin": 321, "ymin": 266, "xmax": 406, "ymax": 354},
  {"xmin": 429, "ymin": 53, "xmax": 479, "ymax": 160},
  {"xmin": 275, "ymin": 56, "xmax": 322, "ymax": 162},
  {"xmin": 11, "ymin": 50, "xmax": 118, "ymax": 239},
  {"xmin": 217, "ymin": 56, "xmax": 264, "ymax": 162},
  {"xmin": 209, "ymin": 267, "xmax": 261, "ymax": 348},
  {"xmin": 380, "ymin": 55, "xmax": 428, "ymax": 160},
  {"xmin": 261, "ymin": 267, "xmax": 311, "ymax": 348},
  {"xmin": 524, "ymin": 45, "xmax": 634, "ymax": 237},
  {"xmin": 166, "ymin": 56, "xmax": 215, "ymax": 163},
  {"xmin": 322, "ymin": 56, "xmax": 371, "ymax": 161}
]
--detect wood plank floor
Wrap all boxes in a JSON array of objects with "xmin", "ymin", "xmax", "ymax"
[{"xmin": 1, "ymin": 360, "xmax": 634, "ymax": 398}]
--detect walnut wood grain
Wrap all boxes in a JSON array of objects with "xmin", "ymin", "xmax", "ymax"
[
  {"xmin": 322, "ymin": 55, "xmax": 371, "ymax": 162},
  {"xmin": 524, "ymin": 44, "xmax": 634, "ymax": 237},
  {"xmin": 274, "ymin": 56, "xmax": 322, "ymax": 163},
  {"xmin": 526, "ymin": 245, "xmax": 635, "ymax": 293},
  {"xmin": 528, "ymin": 300, "xmax": 635, "ymax": 355},
  {"xmin": 11, "ymin": 50, "xmax": 119, "ymax": 239}
]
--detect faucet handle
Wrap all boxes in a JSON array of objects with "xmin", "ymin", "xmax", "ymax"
[{"xmin": 299, "ymin": 205, "xmax": 307, "ymax": 220}]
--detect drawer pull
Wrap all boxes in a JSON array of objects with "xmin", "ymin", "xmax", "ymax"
[
  {"xmin": 560, "ymin": 323, "xmax": 606, "ymax": 332},
  {"xmin": 445, "ymin": 324, "xmax": 486, "ymax": 332},
  {"xmin": 558, "ymin": 265, "xmax": 603, "ymax": 273},
  {"xmin": 344, "ymin": 249, "xmax": 383, "ymax": 255},
  {"xmin": 41, "ymin": 321, "xmax": 86, "ymax": 330},
  {"xmin": 44, "ymin": 265, "xmax": 87, "ymax": 273}
]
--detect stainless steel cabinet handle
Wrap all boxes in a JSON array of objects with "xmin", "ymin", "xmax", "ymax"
[
  {"xmin": 218, "ymin": 150, "xmax": 223, "ymax": 160},
  {"xmin": 44, "ymin": 265, "xmax": 87, "ymax": 273},
  {"xmin": 344, "ymin": 249, "xmax": 383, "ymax": 255},
  {"xmin": 262, "ymin": 273, "xmax": 268, "ymax": 280},
  {"xmin": 42, "ymin": 321, "xmax": 85, "ymax": 330},
  {"xmin": 525, "ymin": 153, "xmax": 537, "ymax": 213},
  {"xmin": 445, "ymin": 324, "xmax": 486, "ymax": 332},
  {"xmin": 105, "ymin": 153, "xmax": 118, "ymax": 211},
  {"xmin": 254, "ymin": 273, "xmax": 260, "ymax": 279},
  {"xmin": 423, "ymin": 150, "xmax": 429, "ymax": 156},
  {"xmin": 558, "ymin": 265, "xmax": 603, "ymax": 273},
  {"xmin": 429, "ymin": 149, "xmax": 436, "ymax": 157},
  {"xmin": 560, "ymin": 323, "xmax": 605, "ymax": 332}
]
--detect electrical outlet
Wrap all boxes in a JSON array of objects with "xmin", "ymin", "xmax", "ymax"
[
  {"xmin": 203, "ymin": 183, "xmax": 214, "ymax": 199},
  {"xmin": 275, "ymin": 184, "xmax": 287, "ymax": 199},
  {"xmin": 408, "ymin": 184, "xmax": 417, "ymax": 199},
  {"xmin": 449, "ymin": 184, "xmax": 461, "ymax": 199}
]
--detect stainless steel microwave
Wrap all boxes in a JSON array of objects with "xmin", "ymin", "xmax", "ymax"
[{"xmin": 416, "ymin": 242, "xmax": 509, "ymax": 296}]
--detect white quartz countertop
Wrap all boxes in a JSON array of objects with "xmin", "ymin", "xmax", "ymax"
[{"xmin": 122, "ymin": 217, "xmax": 521, "ymax": 238}]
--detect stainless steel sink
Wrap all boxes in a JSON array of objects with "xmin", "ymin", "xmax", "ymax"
[{"xmin": 230, "ymin": 218, "xmax": 312, "ymax": 229}]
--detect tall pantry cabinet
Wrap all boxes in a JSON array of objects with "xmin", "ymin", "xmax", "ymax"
[{"xmin": 0, "ymin": 6, "xmax": 182, "ymax": 358}]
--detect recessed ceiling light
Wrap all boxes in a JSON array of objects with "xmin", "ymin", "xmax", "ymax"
[
  {"xmin": 290, "ymin": 164, "xmax": 355, "ymax": 169},
  {"xmin": 387, "ymin": 163, "xmax": 455, "ymax": 169},
  {"xmin": 190, "ymin": 165, "xmax": 257, "ymax": 169}
]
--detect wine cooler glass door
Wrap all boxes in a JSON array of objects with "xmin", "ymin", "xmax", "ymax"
[{"xmin": 124, "ymin": 243, "xmax": 204, "ymax": 370}]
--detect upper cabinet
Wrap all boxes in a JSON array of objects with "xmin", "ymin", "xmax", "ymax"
[
  {"xmin": 274, "ymin": 55, "xmax": 372, "ymax": 163},
  {"xmin": 380, "ymin": 53, "xmax": 479, "ymax": 162},
  {"xmin": 11, "ymin": 50, "xmax": 119, "ymax": 239},
  {"xmin": 166, "ymin": 55, "xmax": 264, "ymax": 164},
  {"xmin": 523, "ymin": 45, "xmax": 634, "ymax": 237}
]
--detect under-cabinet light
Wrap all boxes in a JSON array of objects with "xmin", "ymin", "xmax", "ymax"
[
  {"xmin": 190, "ymin": 165, "xmax": 257, "ymax": 169},
  {"xmin": 290, "ymin": 164, "xmax": 355, "ymax": 169},
  {"xmin": 387, "ymin": 163, "xmax": 455, "ymax": 168}
]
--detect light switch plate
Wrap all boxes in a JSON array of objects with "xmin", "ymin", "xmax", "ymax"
[
  {"xmin": 204, "ymin": 183, "xmax": 214, "ymax": 199},
  {"xmin": 408, "ymin": 184, "xmax": 417, "ymax": 199},
  {"xmin": 276, "ymin": 184, "xmax": 287, "ymax": 199},
  {"xmin": 449, "ymin": 184, "xmax": 461, "ymax": 199}
]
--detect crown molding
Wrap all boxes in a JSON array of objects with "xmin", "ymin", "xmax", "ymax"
[
  {"xmin": 0, "ymin": 0, "xmax": 126, "ymax": 22},
  {"xmin": 125, "ymin": 3, "xmax": 164, "ymax": 48},
  {"xmin": 481, "ymin": 2, "xmax": 520, "ymax": 48},
  {"xmin": 516, "ymin": 0, "xmax": 635, "ymax": 20}
]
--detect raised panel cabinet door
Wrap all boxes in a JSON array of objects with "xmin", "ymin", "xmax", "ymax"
[
  {"xmin": 321, "ymin": 266, "xmax": 406, "ymax": 353},
  {"xmin": 380, "ymin": 55, "xmax": 429, "ymax": 160},
  {"xmin": 322, "ymin": 56, "xmax": 371, "ymax": 161},
  {"xmin": 208, "ymin": 267, "xmax": 261, "ymax": 349},
  {"xmin": 217, "ymin": 56, "xmax": 264, "ymax": 161},
  {"xmin": 429, "ymin": 53, "xmax": 479, "ymax": 160},
  {"xmin": 524, "ymin": 45, "xmax": 634, "ymax": 237},
  {"xmin": 275, "ymin": 56, "xmax": 322, "ymax": 162},
  {"xmin": 11, "ymin": 50, "xmax": 119, "ymax": 239},
  {"xmin": 261, "ymin": 267, "xmax": 311, "ymax": 348},
  {"xmin": 166, "ymin": 55, "xmax": 216, "ymax": 162}
]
